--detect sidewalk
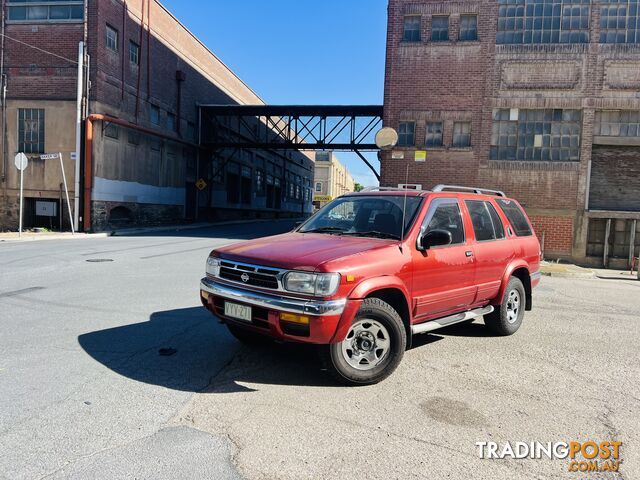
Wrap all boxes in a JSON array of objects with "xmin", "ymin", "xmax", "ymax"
[
  {"xmin": 0, "ymin": 231, "xmax": 109, "ymax": 243},
  {"xmin": 1, "ymin": 218, "xmax": 303, "ymax": 243},
  {"xmin": 539, "ymin": 261, "xmax": 595, "ymax": 279}
]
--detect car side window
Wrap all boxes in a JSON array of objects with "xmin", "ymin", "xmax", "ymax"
[
  {"xmin": 424, "ymin": 201, "xmax": 465, "ymax": 245},
  {"xmin": 465, "ymin": 200, "xmax": 505, "ymax": 241},
  {"xmin": 496, "ymin": 199, "xmax": 533, "ymax": 236}
]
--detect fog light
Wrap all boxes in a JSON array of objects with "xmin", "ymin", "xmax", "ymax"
[{"xmin": 279, "ymin": 312, "xmax": 310, "ymax": 325}]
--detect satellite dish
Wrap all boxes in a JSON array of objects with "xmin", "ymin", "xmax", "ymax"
[{"xmin": 375, "ymin": 127, "xmax": 399, "ymax": 150}]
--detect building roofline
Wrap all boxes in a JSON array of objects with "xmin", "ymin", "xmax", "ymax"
[{"xmin": 153, "ymin": 0, "xmax": 266, "ymax": 106}]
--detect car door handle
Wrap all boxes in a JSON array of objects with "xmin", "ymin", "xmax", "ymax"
[{"xmin": 465, "ymin": 251, "xmax": 474, "ymax": 257}]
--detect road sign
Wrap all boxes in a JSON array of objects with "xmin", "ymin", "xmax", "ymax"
[
  {"xmin": 195, "ymin": 178, "xmax": 207, "ymax": 190},
  {"xmin": 14, "ymin": 152, "xmax": 28, "ymax": 171}
]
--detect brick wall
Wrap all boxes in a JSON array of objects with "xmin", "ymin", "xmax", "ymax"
[
  {"xmin": 529, "ymin": 215, "xmax": 574, "ymax": 256},
  {"xmin": 590, "ymin": 146, "xmax": 640, "ymax": 212},
  {"xmin": 383, "ymin": 0, "xmax": 640, "ymax": 262}
]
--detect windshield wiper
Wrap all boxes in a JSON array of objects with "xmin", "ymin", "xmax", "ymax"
[
  {"xmin": 301, "ymin": 227, "xmax": 347, "ymax": 234},
  {"xmin": 341, "ymin": 230, "xmax": 401, "ymax": 240}
]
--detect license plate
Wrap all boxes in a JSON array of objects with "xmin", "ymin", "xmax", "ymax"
[{"xmin": 224, "ymin": 301, "xmax": 252, "ymax": 322}]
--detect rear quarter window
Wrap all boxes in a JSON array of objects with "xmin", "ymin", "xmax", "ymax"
[{"xmin": 496, "ymin": 199, "xmax": 533, "ymax": 237}]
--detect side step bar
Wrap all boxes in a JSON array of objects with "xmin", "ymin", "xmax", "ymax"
[{"xmin": 411, "ymin": 306, "xmax": 494, "ymax": 335}]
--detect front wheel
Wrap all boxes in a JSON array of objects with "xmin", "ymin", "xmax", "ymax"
[
  {"xmin": 484, "ymin": 277, "xmax": 526, "ymax": 336},
  {"xmin": 320, "ymin": 298, "xmax": 406, "ymax": 385}
]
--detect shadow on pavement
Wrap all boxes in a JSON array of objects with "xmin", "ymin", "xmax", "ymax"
[
  {"xmin": 79, "ymin": 308, "xmax": 495, "ymax": 393},
  {"xmin": 78, "ymin": 306, "xmax": 335, "ymax": 393}
]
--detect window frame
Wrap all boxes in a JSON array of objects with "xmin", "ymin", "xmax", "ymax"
[
  {"xmin": 7, "ymin": 0, "xmax": 84, "ymax": 24},
  {"xmin": 129, "ymin": 40, "xmax": 140, "ymax": 65},
  {"xmin": 431, "ymin": 15, "xmax": 450, "ymax": 42},
  {"xmin": 465, "ymin": 200, "xmax": 507, "ymax": 243},
  {"xmin": 17, "ymin": 108, "xmax": 45, "ymax": 154},
  {"xmin": 150, "ymin": 105, "xmax": 160, "ymax": 125},
  {"xmin": 398, "ymin": 121, "xmax": 416, "ymax": 147},
  {"xmin": 166, "ymin": 112, "xmax": 176, "ymax": 132},
  {"xmin": 452, "ymin": 121, "xmax": 472, "ymax": 148},
  {"xmin": 459, "ymin": 14, "xmax": 478, "ymax": 41},
  {"xmin": 417, "ymin": 198, "xmax": 467, "ymax": 250},
  {"xmin": 403, "ymin": 15, "xmax": 422, "ymax": 42},
  {"xmin": 315, "ymin": 182, "xmax": 322, "ymax": 192},
  {"xmin": 425, "ymin": 122, "xmax": 444, "ymax": 147},
  {"xmin": 106, "ymin": 24, "xmax": 119, "ymax": 52}
]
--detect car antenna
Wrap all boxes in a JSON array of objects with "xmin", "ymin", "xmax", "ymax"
[{"xmin": 399, "ymin": 163, "xmax": 409, "ymax": 253}]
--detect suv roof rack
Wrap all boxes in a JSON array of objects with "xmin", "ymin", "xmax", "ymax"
[
  {"xmin": 360, "ymin": 186, "xmax": 431, "ymax": 193},
  {"xmin": 432, "ymin": 184, "xmax": 506, "ymax": 197}
]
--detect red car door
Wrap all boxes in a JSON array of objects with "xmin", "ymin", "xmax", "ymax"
[
  {"xmin": 411, "ymin": 197, "xmax": 477, "ymax": 321},
  {"xmin": 464, "ymin": 199, "xmax": 515, "ymax": 303}
]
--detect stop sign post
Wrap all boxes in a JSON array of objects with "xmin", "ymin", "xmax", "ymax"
[{"xmin": 15, "ymin": 153, "xmax": 28, "ymax": 238}]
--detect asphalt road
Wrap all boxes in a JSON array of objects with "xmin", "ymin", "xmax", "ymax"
[{"xmin": 1, "ymin": 222, "xmax": 638, "ymax": 479}]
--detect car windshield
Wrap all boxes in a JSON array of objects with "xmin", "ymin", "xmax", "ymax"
[{"xmin": 299, "ymin": 195, "xmax": 423, "ymax": 240}]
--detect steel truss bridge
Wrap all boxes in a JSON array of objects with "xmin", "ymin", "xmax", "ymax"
[{"xmin": 199, "ymin": 105, "xmax": 384, "ymax": 179}]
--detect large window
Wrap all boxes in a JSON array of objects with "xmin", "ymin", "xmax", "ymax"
[
  {"xmin": 18, "ymin": 108, "xmax": 45, "ymax": 154},
  {"xmin": 8, "ymin": 0, "xmax": 83, "ymax": 22},
  {"xmin": 431, "ymin": 16, "xmax": 450, "ymax": 42},
  {"xmin": 453, "ymin": 122, "xmax": 471, "ymax": 148},
  {"xmin": 398, "ymin": 121, "xmax": 415, "ymax": 146},
  {"xmin": 497, "ymin": 0, "xmax": 590, "ymax": 45},
  {"xmin": 425, "ymin": 122, "xmax": 443, "ymax": 147},
  {"xmin": 600, "ymin": 1, "xmax": 640, "ymax": 43},
  {"xmin": 403, "ymin": 15, "xmax": 422, "ymax": 42},
  {"xmin": 491, "ymin": 109, "xmax": 582, "ymax": 161},
  {"xmin": 459, "ymin": 14, "xmax": 478, "ymax": 41},
  {"xmin": 595, "ymin": 111, "xmax": 640, "ymax": 138}
]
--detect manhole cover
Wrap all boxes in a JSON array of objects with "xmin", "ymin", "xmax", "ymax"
[{"xmin": 86, "ymin": 259, "xmax": 114, "ymax": 263}]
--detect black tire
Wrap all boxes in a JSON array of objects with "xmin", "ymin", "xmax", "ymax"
[
  {"xmin": 320, "ymin": 298, "xmax": 406, "ymax": 386},
  {"xmin": 484, "ymin": 277, "xmax": 526, "ymax": 336},
  {"xmin": 226, "ymin": 323, "xmax": 272, "ymax": 346}
]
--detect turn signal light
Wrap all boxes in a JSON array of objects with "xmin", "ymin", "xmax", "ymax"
[{"xmin": 279, "ymin": 312, "xmax": 310, "ymax": 325}]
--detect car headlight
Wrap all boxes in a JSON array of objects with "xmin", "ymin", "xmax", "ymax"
[
  {"xmin": 283, "ymin": 272, "xmax": 341, "ymax": 296},
  {"xmin": 206, "ymin": 256, "xmax": 220, "ymax": 277}
]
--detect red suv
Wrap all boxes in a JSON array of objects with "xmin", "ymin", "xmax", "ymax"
[{"xmin": 200, "ymin": 185, "xmax": 541, "ymax": 385}]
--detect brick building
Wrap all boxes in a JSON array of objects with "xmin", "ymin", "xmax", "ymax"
[
  {"xmin": 383, "ymin": 0, "xmax": 640, "ymax": 267},
  {"xmin": 0, "ymin": 0, "xmax": 313, "ymax": 232}
]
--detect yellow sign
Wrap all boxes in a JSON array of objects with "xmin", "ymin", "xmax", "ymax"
[
  {"xmin": 195, "ymin": 178, "xmax": 208, "ymax": 190},
  {"xmin": 415, "ymin": 150, "xmax": 427, "ymax": 162},
  {"xmin": 313, "ymin": 195, "xmax": 333, "ymax": 202}
]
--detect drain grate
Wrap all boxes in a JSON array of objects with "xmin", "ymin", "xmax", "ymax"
[{"xmin": 86, "ymin": 258, "xmax": 114, "ymax": 263}]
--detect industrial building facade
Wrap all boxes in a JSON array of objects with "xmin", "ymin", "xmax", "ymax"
[
  {"xmin": 383, "ymin": 0, "xmax": 640, "ymax": 267},
  {"xmin": 0, "ymin": 0, "xmax": 313, "ymax": 232}
]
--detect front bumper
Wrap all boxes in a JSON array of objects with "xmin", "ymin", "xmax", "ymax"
[{"xmin": 200, "ymin": 277, "xmax": 359, "ymax": 343}]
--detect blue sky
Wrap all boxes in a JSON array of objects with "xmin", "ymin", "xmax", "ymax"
[{"xmin": 161, "ymin": 0, "xmax": 388, "ymax": 186}]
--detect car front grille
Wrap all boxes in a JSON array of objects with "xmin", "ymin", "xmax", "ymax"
[{"xmin": 219, "ymin": 261, "xmax": 280, "ymax": 290}]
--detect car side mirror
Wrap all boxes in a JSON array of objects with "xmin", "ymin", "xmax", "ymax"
[{"xmin": 419, "ymin": 229, "xmax": 453, "ymax": 250}]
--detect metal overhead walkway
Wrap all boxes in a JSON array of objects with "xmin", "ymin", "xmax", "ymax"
[{"xmin": 198, "ymin": 105, "xmax": 384, "ymax": 180}]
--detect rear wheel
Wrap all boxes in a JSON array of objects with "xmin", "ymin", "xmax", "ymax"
[
  {"xmin": 226, "ymin": 323, "xmax": 271, "ymax": 345},
  {"xmin": 484, "ymin": 277, "xmax": 526, "ymax": 336},
  {"xmin": 321, "ymin": 298, "xmax": 406, "ymax": 385}
]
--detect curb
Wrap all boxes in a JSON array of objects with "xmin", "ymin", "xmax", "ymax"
[
  {"xmin": 539, "ymin": 261, "xmax": 595, "ymax": 279},
  {"xmin": 0, "ymin": 233, "xmax": 109, "ymax": 244}
]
